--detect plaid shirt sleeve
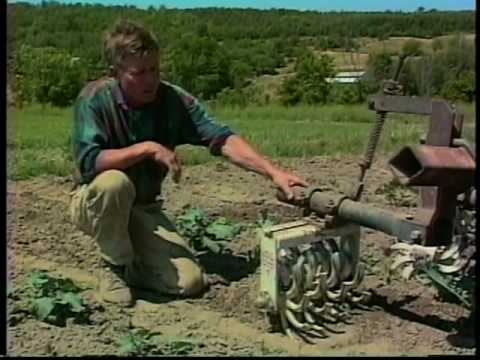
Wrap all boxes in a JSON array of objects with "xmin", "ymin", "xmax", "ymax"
[
  {"xmin": 72, "ymin": 96, "xmax": 108, "ymax": 183},
  {"xmin": 174, "ymin": 85, "xmax": 235, "ymax": 155}
]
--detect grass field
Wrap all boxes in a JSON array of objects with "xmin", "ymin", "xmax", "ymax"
[{"xmin": 8, "ymin": 102, "xmax": 475, "ymax": 180}]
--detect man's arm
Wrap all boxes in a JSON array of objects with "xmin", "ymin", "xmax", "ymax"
[
  {"xmin": 95, "ymin": 141, "xmax": 182, "ymax": 183},
  {"xmin": 221, "ymin": 134, "xmax": 308, "ymax": 199},
  {"xmin": 95, "ymin": 142, "xmax": 151, "ymax": 173}
]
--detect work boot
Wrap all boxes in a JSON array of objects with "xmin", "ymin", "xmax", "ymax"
[{"xmin": 98, "ymin": 261, "xmax": 135, "ymax": 307}]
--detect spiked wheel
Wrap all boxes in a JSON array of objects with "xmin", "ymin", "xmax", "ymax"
[{"xmin": 275, "ymin": 234, "xmax": 369, "ymax": 342}]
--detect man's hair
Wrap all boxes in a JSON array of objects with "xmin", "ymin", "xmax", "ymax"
[{"xmin": 104, "ymin": 19, "xmax": 159, "ymax": 73}]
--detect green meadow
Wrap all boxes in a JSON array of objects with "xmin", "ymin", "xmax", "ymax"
[{"xmin": 8, "ymin": 102, "xmax": 475, "ymax": 180}]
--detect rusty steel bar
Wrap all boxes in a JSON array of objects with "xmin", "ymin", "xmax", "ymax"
[
  {"xmin": 389, "ymin": 145, "xmax": 476, "ymax": 188},
  {"xmin": 336, "ymin": 199, "xmax": 426, "ymax": 243},
  {"xmin": 368, "ymin": 95, "xmax": 433, "ymax": 115},
  {"xmin": 277, "ymin": 187, "xmax": 427, "ymax": 243}
]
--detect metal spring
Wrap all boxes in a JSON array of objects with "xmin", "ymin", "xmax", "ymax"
[{"xmin": 362, "ymin": 111, "xmax": 386, "ymax": 170}]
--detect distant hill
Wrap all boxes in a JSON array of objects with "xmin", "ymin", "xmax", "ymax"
[{"xmin": 7, "ymin": 2, "xmax": 476, "ymax": 106}]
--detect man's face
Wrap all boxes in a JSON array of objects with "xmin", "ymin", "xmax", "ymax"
[{"xmin": 117, "ymin": 51, "xmax": 160, "ymax": 108}]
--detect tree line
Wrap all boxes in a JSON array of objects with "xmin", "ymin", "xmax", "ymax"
[{"xmin": 7, "ymin": 2, "xmax": 476, "ymax": 107}]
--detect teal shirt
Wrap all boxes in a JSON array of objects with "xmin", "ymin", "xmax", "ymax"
[{"xmin": 72, "ymin": 77, "xmax": 235, "ymax": 204}]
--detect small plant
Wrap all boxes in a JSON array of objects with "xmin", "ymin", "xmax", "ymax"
[
  {"xmin": 117, "ymin": 328, "xmax": 163, "ymax": 356},
  {"xmin": 255, "ymin": 211, "xmax": 280, "ymax": 231},
  {"xmin": 117, "ymin": 328, "xmax": 200, "ymax": 356},
  {"xmin": 159, "ymin": 336, "xmax": 200, "ymax": 355},
  {"xmin": 176, "ymin": 208, "xmax": 243, "ymax": 254},
  {"xmin": 417, "ymin": 263, "xmax": 475, "ymax": 309},
  {"xmin": 375, "ymin": 178, "xmax": 418, "ymax": 207},
  {"xmin": 10, "ymin": 270, "xmax": 92, "ymax": 326}
]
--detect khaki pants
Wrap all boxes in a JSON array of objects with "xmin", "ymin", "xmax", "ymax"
[{"xmin": 69, "ymin": 169, "xmax": 206, "ymax": 296}]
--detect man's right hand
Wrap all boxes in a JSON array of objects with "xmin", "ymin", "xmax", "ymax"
[
  {"xmin": 143, "ymin": 141, "xmax": 182, "ymax": 183},
  {"xmin": 94, "ymin": 141, "xmax": 182, "ymax": 183}
]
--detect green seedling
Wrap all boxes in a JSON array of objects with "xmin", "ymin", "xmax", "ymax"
[
  {"xmin": 417, "ymin": 263, "xmax": 474, "ymax": 309},
  {"xmin": 176, "ymin": 208, "xmax": 243, "ymax": 254},
  {"xmin": 117, "ymin": 329, "xmax": 201, "ymax": 356},
  {"xmin": 12, "ymin": 270, "xmax": 92, "ymax": 326},
  {"xmin": 375, "ymin": 178, "xmax": 418, "ymax": 207}
]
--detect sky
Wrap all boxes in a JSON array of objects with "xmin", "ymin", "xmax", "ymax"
[{"xmin": 9, "ymin": 0, "xmax": 476, "ymax": 12}]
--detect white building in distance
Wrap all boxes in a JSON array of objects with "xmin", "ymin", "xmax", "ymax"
[{"xmin": 326, "ymin": 71, "xmax": 366, "ymax": 84}]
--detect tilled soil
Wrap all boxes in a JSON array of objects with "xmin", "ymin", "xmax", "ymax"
[{"xmin": 6, "ymin": 155, "xmax": 476, "ymax": 356}]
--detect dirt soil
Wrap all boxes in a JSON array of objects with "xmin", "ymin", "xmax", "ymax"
[{"xmin": 6, "ymin": 155, "xmax": 476, "ymax": 356}]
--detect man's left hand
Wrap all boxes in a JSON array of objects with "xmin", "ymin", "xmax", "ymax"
[{"xmin": 270, "ymin": 169, "xmax": 309, "ymax": 200}]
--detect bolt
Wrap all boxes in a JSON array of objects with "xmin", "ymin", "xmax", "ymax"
[
  {"xmin": 255, "ymin": 292, "xmax": 272, "ymax": 310},
  {"xmin": 410, "ymin": 230, "xmax": 422, "ymax": 242},
  {"xmin": 279, "ymin": 248, "xmax": 288, "ymax": 259}
]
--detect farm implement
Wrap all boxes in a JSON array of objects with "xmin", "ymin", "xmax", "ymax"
[{"xmin": 255, "ymin": 89, "xmax": 476, "ymax": 343}]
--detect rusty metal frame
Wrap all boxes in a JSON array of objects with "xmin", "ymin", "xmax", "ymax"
[{"xmin": 370, "ymin": 95, "xmax": 472, "ymax": 246}]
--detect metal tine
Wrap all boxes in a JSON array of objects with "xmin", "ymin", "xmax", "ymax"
[
  {"xmin": 336, "ymin": 247, "xmax": 354, "ymax": 281},
  {"xmin": 298, "ymin": 327, "xmax": 326, "ymax": 341},
  {"xmin": 401, "ymin": 264, "xmax": 415, "ymax": 279},
  {"xmin": 303, "ymin": 307, "xmax": 318, "ymax": 324},
  {"xmin": 307, "ymin": 301, "xmax": 328, "ymax": 316},
  {"xmin": 285, "ymin": 309, "xmax": 318, "ymax": 345},
  {"xmin": 303, "ymin": 247, "xmax": 320, "ymax": 293},
  {"xmin": 326, "ymin": 280, "xmax": 352, "ymax": 303},
  {"xmin": 307, "ymin": 328, "xmax": 329, "ymax": 339},
  {"xmin": 326, "ymin": 304, "xmax": 345, "ymax": 320},
  {"xmin": 304, "ymin": 306, "xmax": 332, "ymax": 337},
  {"xmin": 437, "ymin": 259, "xmax": 467, "ymax": 274},
  {"xmin": 313, "ymin": 242, "xmax": 331, "ymax": 274},
  {"xmin": 349, "ymin": 263, "xmax": 365, "ymax": 289},
  {"xmin": 341, "ymin": 263, "xmax": 365, "ymax": 306},
  {"xmin": 290, "ymin": 328, "xmax": 317, "ymax": 345},
  {"xmin": 292, "ymin": 253, "xmax": 306, "ymax": 294},
  {"xmin": 312, "ymin": 315, "xmax": 346, "ymax": 334},
  {"xmin": 280, "ymin": 299, "xmax": 314, "ymax": 345},
  {"xmin": 286, "ymin": 297, "xmax": 305, "ymax": 313},
  {"xmin": 304, "ymin": 272, "xmax": 327, "ymax": 302},
  {"xmin": 286, "ymin": 273, "xmax": 301, "ymax": 300},
  {"xmin": 310, "ymin": 324, "xmax": 329, "ymax": 337},
  {"xmin": 324, "ymin": 237, "xmax": 340, "ymax": 254},
  {"xmin": 438, "ymin": 241, "xmax": 461, "ymax": 261},
  {"xmin": 303, "ymin": 261, "xmax": 315, "ymax": 292},
  {"xmin": 390, "ymin": 254, "xmax": 414, "ymax": 271},
  {"xmin": 285, "ymin": 308, "xmax": 312, "ymax": 331},
  {"xmin": 278, "ymin": 301, "xmax": 293, "ymax": 336},
  {"xmin": 305, "ymin": 247, "xmax": 319, "ymax": 278},
  {"xmin": 284, "ymin": 325, "xmax": 309, "ymax": 344},
  {"xmin": 340, "ymin": 234, "xmax": 360, "ymax": 266},
  {"xmin": 303, "ymin": 289, "xmax": 330, "ymax": 337},
  {"xmin": 350, "ymin": 292, "xmax": 380, "ymax": 312},
  {"xmin": 331, "ymin": 304, "xmax": 354, "ymax": 325},
  {"xmin": 316, "ymin": 303, "xmax": 339, "ymax": 324},
  {"xmin": 326, "ymin": 252, "xmax": 341, "ymax": 289}
]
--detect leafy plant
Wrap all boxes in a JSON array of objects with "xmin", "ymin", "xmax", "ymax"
[
  {"xmin": 417, "ymin": 264, "xmax": 475, "ymax": 309},
  {"xmin": 375, "ymin": 178, "xmax": 418, "ymax": 207},
  {"xmin": 256, "ymin": 211, "xmax": 280, "ymax": 230},
  {"xmin": 176, "ymin": 208, "xmax": 243, "ymax": 253},
  {"xmin": 117, "ymin": 328, "xmax": 163, "ymax": 356},
  {"xmin": 117, "ymin": 329, "xmax": 201, "ymax": 356},
  {"xmin": 13, "ymin": 270, "xmax": 92, "ymax": 326},
  {"xmin": 159, "ymin": 336, "xmax": 201, "ymax": 355}
]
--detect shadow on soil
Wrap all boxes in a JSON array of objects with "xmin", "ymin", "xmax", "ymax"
[
  {"xmin": 369, "ymin": 291, "xmax": 476, "ymax": 349},
  {"xmin": 132, "ymin": 251, "xmax": 259, "ymax": 305},
  {"xmin": 197, "ymin": 251, "xmax": 259, "ymax": 282}
]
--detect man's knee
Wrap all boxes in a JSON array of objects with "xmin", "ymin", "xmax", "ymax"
[
  {"xmin": 175, "ymin": 259, "xmax": 207, "ymax": 296},
  {"xmin": 91, "ymin": 170, "xmax": 136, "ymax": 200}
]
